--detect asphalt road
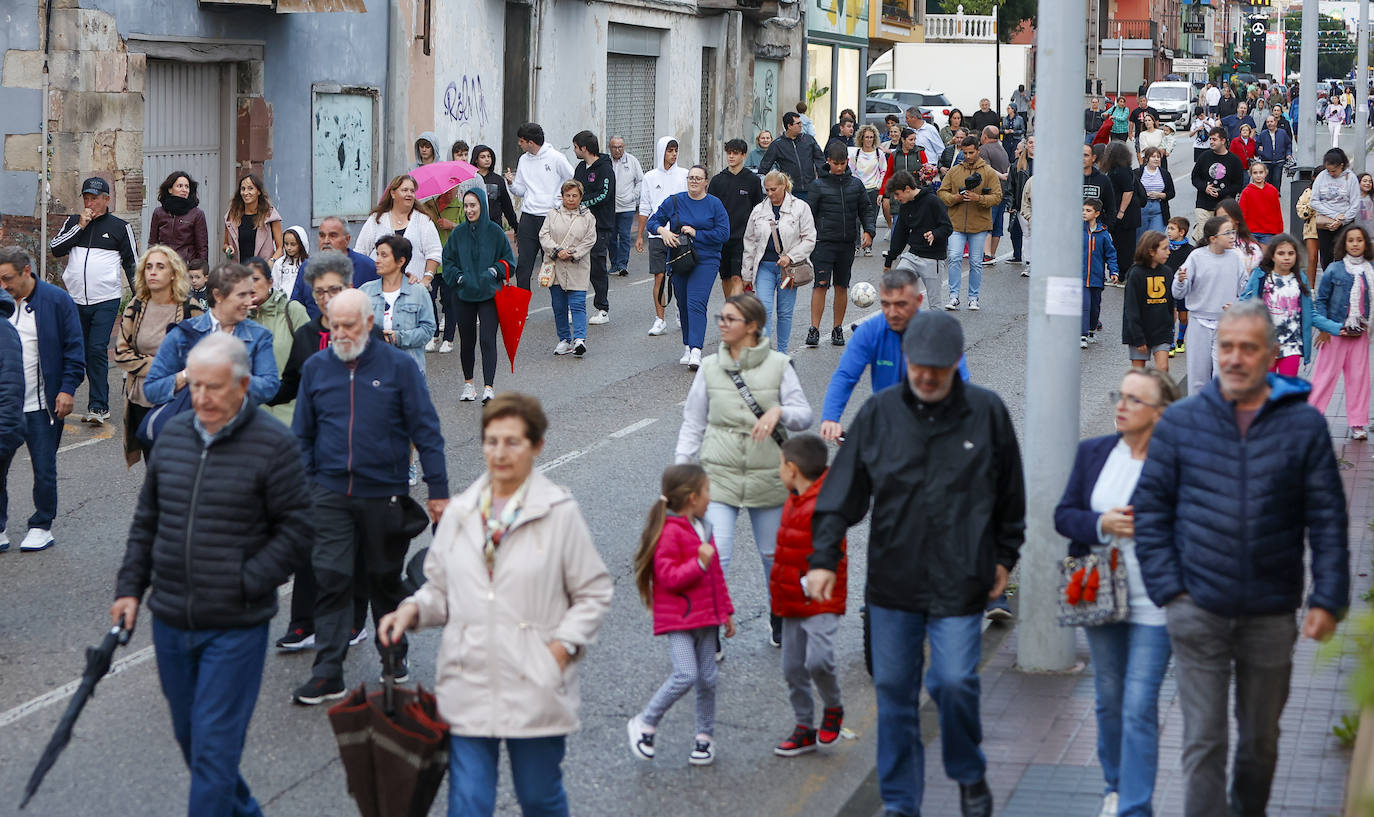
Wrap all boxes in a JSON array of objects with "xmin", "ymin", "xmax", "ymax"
[{"xmin": 0, "ymin": 150, "xmax": 1204, "ymax": 817}]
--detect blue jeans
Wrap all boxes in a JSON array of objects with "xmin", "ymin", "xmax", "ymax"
[
  {"xmin": 1083, "ymin": 286, "xmax": 1104, "ymax": 335},
  {"xmin": 549, "ymin": 285, "xmax": 586, "ymax": 342},
  {"xmin": 946, "ymin": 231, "xmax": 988, "ymax": 301},
  {"xmin": 152, "ymin": 619, "xmax": 268, "ymax": 817},
  {"xmin": 448, "ymin": 735, "xmax": 568, "ymax": 817},
  {"xmin": 990, "ymin": 201, "xmax": 1007, "ymax": 238},
  {"xmin": 0, "ymin": 410, "xmax": 63, "ymax": 531},
  {"xmin": 870, "ymin": 605, "xmax": 985, "ymax": 815},
  {"xmin": 673, "ymin": 262, "xmax": 718, "ymax": 349},
  {"xmin": 1140, "ymin": 200, "xmax": 1166, "ymax": 236},
  {"xmin": 612, "ymin": 211, "xmax": 635, "ymax": 273},
  {"xmin": 1085, "ymin": 623, "xmax": 1172, "ymax": 817},
  {"xmin": 753, "ymin": 261, "xmax": 798, "ymax": 353},
  {"xmin": 77, "ymin": 298, "xmax": 120, "ymax": 413}
]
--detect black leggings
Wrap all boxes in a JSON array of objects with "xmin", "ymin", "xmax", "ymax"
[
  {"xmin": 431, "ymin": 278, "xmax": 456, "ymax": 341},
  {"xmin": 455, "ymin": 297, "xmax": 499, "ymax": 386}
]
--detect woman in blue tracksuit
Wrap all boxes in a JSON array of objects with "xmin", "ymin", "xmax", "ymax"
[{"xmin": 646, "ymin": 164, "xmax": 731, "ymax": 370}]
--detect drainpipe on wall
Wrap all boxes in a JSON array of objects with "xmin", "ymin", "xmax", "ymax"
[
  {"xmin": 531, "ymin": 0, "xmax": 543, "ymax": 126},
  {"xmin": 40, "ymin": 0, "xmax": 52, "ymax": 281}
]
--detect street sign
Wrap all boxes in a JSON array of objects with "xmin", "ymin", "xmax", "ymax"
[
  {"xmin": 1183, "ymin": 20, "xmax": 1205, "ymax": 34},
  {"xmin": 1173, "ymin": 58, "xmax": 1209, "ymax": 73}
]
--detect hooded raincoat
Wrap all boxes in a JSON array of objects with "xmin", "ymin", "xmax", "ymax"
[{"xmin": 442, "ymin": 186, "xmax": 516, "ymax": 303}]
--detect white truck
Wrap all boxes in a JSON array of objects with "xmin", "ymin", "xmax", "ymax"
[{"xmin": 866, "ymin": 42, "xmax": 1034, "ymax": 118}]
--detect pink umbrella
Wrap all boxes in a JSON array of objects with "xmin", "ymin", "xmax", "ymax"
[{"xmin": 409, "ymin": 160, "xmax": 480, "ymax": 201}]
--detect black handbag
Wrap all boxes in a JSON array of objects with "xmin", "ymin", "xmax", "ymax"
[
  {"xmin": 727, "ymin": 369, "xmax": 787, "ymax": 447},
  {"xmin": 666, "ymin": 196, "xmax": 698, "ymax": 274}
]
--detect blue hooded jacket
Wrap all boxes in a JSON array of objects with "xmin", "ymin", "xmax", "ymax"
[
  {"xmin": 13, "ymin": 279, "xmax": 84, "ymax": 419},
  {"xmin": 1082, "ymin": 220, "xmax": 1118, "ymax": 288},
  {"xmin": 821, "ymin": 312, "xmax": 969, "ymax": 424},
  {"xmin": 143, "ymin": 312, "xmax": 280, "ymax": 406},
  {"xmin": 1133, "ymin": 374, "xmax": 1349, "ymax": 618},
  {"xmin": 0, "ymin": 288, "xmax": 25, "ymax": 456}
]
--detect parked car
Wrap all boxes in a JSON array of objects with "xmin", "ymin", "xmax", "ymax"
[
  {"xmin": 864, "ymin": 96, "xmax": 906, "ymax": 129},
  {"xmin": 1145, "ymin": 81, "xmax": 1193, "ymax": 129},
  {"xmin": 866, "ymin": 89, "xmax": 955, "ymax": 128}
]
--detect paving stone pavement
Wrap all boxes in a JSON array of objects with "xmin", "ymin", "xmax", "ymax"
[{"xmin": 908, "ymin": 380, "xmax": 1371, "ymax": 817}]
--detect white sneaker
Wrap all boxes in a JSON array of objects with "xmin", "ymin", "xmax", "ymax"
[
  {"xmin": 1021, "ymin": 266, "xmax": 1031, "ymax": 278},
  {"xmin": 482, "ymin": 386, "xmax": 494, "ymax": 404},
  {"xmin": 349, "ymin": 627, "xmax": 369, "ymax": 647},
  {"xmin": 688, "ymin": 738, "xmax": 715, "ymax": 766},
  {"xmin": 968, "ymin": 298, "xmax": 980, "ymax": 311},
  {"xmin": 688, "ymin": 348, "xmax": 702, "ymax": 370},
  {"xmin": 587, "ymin": 310, "xmax": 610, "ymax": 325},
  {"xmin": 0, "ymin": 528, "xmax": 9, "ymax": 553},
  {"xmin": 1354, "ymin": 427, "xmax": 1369, "ymax": 440},
  {"xmin": 438, "ymin": 340, "xmax": 453, "ymax": 354},
  {"xmin": 554, "ymin": 340, "xmax": 574, "ymax": 355},
  {"xmin": 627, "ymin": 715, "xmax": 655, "ymax": 760},
  {"xmin": 1080, "ymin": 335, "xmax": 1089, "ymax": 349},
  {"xmin": 648, "ymin": 317, "xmax": 668, "ymax": 336},
  {"xmin": 945, "ymin": 296, "xmax": 959, "ymax": 311},
  {"xmin": 460, "ymin": 383, "xmax": 477, "ymax": 402},
  {"xmin": 680, "ymin": 346, "xmax": 692, "ymax": 365},
  {"xmin": 19, "ymin": 528, "xmax": 54, "ymax": 552},
  {"xmin": 1098, "ymin": 791, "xmax": 1119, "ymax": 817},
  {"xmin": 424, "ymin": 338, "xmax": 438, "ymax": 353}
]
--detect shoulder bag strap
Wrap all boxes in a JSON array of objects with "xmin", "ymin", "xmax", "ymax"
[{"xmin": 727, "ymin": 369, "xmax": 787, "ymax": 447}]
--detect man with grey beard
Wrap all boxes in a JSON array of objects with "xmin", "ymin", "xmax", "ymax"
[{"xmin": 290, "ymin": 289, "xmax": 449, "ymax": 705}]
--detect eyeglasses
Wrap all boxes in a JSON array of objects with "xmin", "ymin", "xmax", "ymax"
[
  {"xmin": 1109, "ymin": 390, "xmax": 1162, "ymax": 409},
  {"xmin": 687, "ymin": 175, "xmax": 707, "ymax": 182},
  {"xmin": 714, "ymin": 313, "xmax": 744, "ymax": 325},
  {"xmin": 1218, "ymin": 229, "xmax": 1236, "ymax": 236},
  {"xmin": 312, "ymin": 285, "xmax": 345, "ymax": 298}
]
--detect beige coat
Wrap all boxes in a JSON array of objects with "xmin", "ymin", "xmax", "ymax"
[
  {"xmin": 537, "ymin": 206, "xmax": 597, "ymax": 291},
  {"xmin": 740, "ymin": 193, "xmax": 817, "ymax": 284},
  {"xmin": 404, "ymin": 471, "xmax": 613, "ymax": 738}
]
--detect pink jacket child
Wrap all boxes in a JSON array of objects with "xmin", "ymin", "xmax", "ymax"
[{"xmin": 651, "ymin": 513, "xmax": 734, "ymax": 635}]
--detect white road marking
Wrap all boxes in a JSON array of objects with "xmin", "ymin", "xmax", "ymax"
[
  {"xmin": 608, "ymin": 418, "xmax": 656, "ymax": 438},
  {"xmin": 0, "ymin": 645, "xmax": 156, "ymax": 729},
  {"xmin": 57, "ymin": 437, "xmax": 108, "ymax": 454},
  {"xmin": 627, "ymin": 278, "xmax": 652, "ymax": 287},
  {"xmin": 536, "ymin": 450, "xmax": 586, "ymax": 473}
]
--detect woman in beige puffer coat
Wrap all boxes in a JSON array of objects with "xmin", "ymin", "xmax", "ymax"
[{"xmin": 538, "ymin": 180, "xmax": 598, "ymax": 356}]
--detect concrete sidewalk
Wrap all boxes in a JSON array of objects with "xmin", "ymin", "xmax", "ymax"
[{"xmin": 892, "ymin": 390, "xmax": 1371, "ymax": 817}]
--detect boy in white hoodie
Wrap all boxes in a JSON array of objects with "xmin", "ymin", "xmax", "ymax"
[
  {"xmin": 505, "ymin": 122, "xmax": 574, "ymax": 289},
  {"xmin": 635, "ymin": 136, "xmax": 689, "ymax": 336}
]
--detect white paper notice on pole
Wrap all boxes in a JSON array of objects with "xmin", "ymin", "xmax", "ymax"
[{"xmin": 1044, "ymin": 277, "xmax": 1082, "ymax": 317}]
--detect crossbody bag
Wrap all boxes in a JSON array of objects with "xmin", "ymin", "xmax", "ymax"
[{"xmin": 727, "ymin": 369, "xmax": 787, "ymax": 447}]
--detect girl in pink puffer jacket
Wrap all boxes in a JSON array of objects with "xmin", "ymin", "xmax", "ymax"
[{"xmin": 627, "ymin": 464, "xmax": 736, "ymax": 767}]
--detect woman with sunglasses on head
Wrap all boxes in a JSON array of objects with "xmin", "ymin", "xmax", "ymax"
[
  {"xmin": 1055, "ymin": 368, "xmax": 1182, "ymax": 817},
  {"xmin": 675, "ymin": 293, "xmax": 814, "ymax": 651}
]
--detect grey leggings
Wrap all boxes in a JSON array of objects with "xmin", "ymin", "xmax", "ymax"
[
  {"xmin": 455, "ymin": 298, "xmax": 498, "ymax": 386},
  {"xmin": 640, "ymin": 627, "xmax": 717, "ymax": 737}
]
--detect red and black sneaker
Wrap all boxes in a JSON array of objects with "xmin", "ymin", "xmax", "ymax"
[
  {"xmin": 774, "ymin": 724, "xmax": 818, "ymax": 757},
  {"xmin": 818, "ymin": 706, "xmax": 845, "ymax": 744}
]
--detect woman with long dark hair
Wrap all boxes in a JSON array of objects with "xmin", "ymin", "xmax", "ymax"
[
  {"xmin": 148, "ymin": 170, "xmax": 208, "ymax": 266},
  {"xmin": 1240, "ymin": 233, "xmax": 1314, "ymax": 376},
  {"xmin": 1101, "ymin": 141, "xmax": 1143, "ymax": 275},
  {"xmin": 223, "ymin": 173, "xmax": 282, "ymax": 263},
  {"xmin": 354, "ymin": 174, "xmax": 443, "ymax": 287},
  {"xmin": 471, "ymin": 144, "xmax": 521, "ymax": 235},
  {"xmin": 1310, "ymin": 223, "xmax": 1374, "ymax": 438}
]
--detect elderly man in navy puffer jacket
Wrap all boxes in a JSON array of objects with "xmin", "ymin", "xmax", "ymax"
[{"xmin": 1133, "ymin": 299, "xmax": 1349, "ymax": 817}]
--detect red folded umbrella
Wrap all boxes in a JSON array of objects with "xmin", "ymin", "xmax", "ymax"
[{"xmin": 492, "ymin": 260, "xmax": 530, "ymax": 373}]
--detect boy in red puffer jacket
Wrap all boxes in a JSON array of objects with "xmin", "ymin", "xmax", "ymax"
[{"xmin": 771, "ymin": 433, "xmax": 848, "ymax": 757}]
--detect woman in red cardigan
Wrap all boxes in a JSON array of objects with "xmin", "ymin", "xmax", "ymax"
[{"xmin": 1229, "ymin": 123, "xmax": 1258, "ymax": 168}]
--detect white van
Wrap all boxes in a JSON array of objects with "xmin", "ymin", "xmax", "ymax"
[{"xmin": 1146, "ymin": 81, "xmax": 1194, "ymax": 129}]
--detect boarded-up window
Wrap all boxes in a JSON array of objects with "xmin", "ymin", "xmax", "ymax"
[
  {"xmin": 700, "ymin": 48, "xmax": 715, "ymax": 168},
  {"xmin": 311, "ymin": 86, "xmax": 379, "ymax": 223}
]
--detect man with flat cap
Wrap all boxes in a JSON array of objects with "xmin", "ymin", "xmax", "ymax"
[{"xmin": 806, "ymin": 310, "xmax": 1025, "ymax": 817}]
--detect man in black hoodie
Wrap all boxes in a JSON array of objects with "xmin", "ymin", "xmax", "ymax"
[
  {"xmin": 883, "ymin": 169, "xmax": 952, "ymax": 302},
  {"xmin": 759, "ymin": 111, "xmax": 825, "ymax": 200},
  {"xmin": 806, "ymin": 141, "xmax": 877, "ymax": 348},
  {"xmin": 573, "ymin": 131, "xmax": 617, "ymax": 324},
  {"xmin": 708, "ymin": 138, "xmax": 764, "ymax": 298},
  {"xmin": 1082, "ymin": 143, "xmax": 1117, "ymax": 229}
]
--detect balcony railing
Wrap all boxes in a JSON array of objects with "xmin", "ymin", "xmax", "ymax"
[
  {"xmin": 1108, "ymin": 18, "xmax": 1159, "ymax": 41},
  {"xmin": 925, "ymin": 5, "xmax": 996, "ymax": 41}
]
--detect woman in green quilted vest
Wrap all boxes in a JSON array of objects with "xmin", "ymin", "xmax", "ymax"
[{"xmin": 675, "ymin": 293, "xmax": 814, "ymax": 648}]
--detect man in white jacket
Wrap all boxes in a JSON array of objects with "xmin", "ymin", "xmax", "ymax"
[
  {"xmin": 610, "ymin": 137, "xmax": 644, "ymax": 278},
  {"xmin": 504, "ymin": 122, "xmax": 574, "ymax": 289},
  {"xmin": 635, "ymin": 136, "xmax": 688, "ymax": 337}
]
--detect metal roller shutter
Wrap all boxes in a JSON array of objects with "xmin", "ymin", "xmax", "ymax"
[
  {"xmin": 143, "ymin": 60, "xmax": 223, "ymax": 252},
  {"xmin": 606, "ymin": 54, "xmax": 657, "ymax": 169}
]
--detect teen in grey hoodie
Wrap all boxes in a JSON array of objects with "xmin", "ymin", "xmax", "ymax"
[{"xmin": 1310, "ymin": 147, "xmax": 1362, "ymax": 267}]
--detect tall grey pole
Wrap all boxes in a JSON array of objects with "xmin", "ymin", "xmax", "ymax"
[
  {"xmin": 1359, "ymin": 0, "xmax": 1370, "ymax": 173},
  {"xmin": 1116, "ymin": 23, "xmax": 1124, "ymax": 99},
  {"xmin": 995, "ymin": 4, "xmax": 1002, "ymax": 115},
  {"xmin": 1017, "ymin": 0, "xmax": 1079, "ymax": 672},
  {"xmin": 1298, "ymin": 0, "xmax": 1320, "ymax": 168}
]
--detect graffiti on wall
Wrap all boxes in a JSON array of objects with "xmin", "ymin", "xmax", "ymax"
[
  {"xmin": 312, "ymin": 91, "xmax": 375, "ymax": 220},
  {"xmin": 752, "ymin": 59, "xmax": 780, "ymax": 139},
  {"xmin": 443, "ymin": 74, "xmax": 490, "ymax": 127}
]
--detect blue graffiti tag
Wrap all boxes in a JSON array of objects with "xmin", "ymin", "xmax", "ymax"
[{"xmin": 443, "ymin": 75, "xmax": 489, "ymax": 126}]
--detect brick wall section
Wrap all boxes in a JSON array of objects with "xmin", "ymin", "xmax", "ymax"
[{"xmin": 236, "ymin": 95, "xmax": 272, "ymax": 177}]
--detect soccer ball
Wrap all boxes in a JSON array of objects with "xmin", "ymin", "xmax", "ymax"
[{"xmin": 850, "ymin": 281, "xmax": 877, "ymax": 309}]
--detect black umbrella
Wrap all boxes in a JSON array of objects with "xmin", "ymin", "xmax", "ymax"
[{"xmin": 19, "ymin": 616, "xmax": 134, "ymax": 810}]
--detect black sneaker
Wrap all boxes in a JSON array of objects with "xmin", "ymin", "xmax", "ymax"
[
  {"xmin": 615, "ymin": 268, "xmax": 629, "ymax": 277},
  {"xmin": 831, "ymin": 327, "xmax": 845, "ymax": 346},
  {"xmin": 381, "ymin": 656, "xmax": 411, "ymax": 684},
  {"xmin": 276, "ymin": 627, "xmax": 315, "ymax": 651},
  {"xmin": 769, "ymin": 614, "xmax": 783, "ymax": 648},
  {"xmin": 292, "ymin": 676, "xmax": 346, "ymax": 705},
  {"xmin": 805, "ymin": 327, "xmax": 821, "ymax": 347},
  {"xmin": 959, "ymin": 779, "xmax": 993, "ymax": 817}
]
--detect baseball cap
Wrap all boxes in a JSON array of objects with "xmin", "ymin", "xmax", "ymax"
[
  {"xmin": 902, "ymin": 310, "xmax": 964, "ymax": 368},
  {"xmin": 81, "ymin": 177, "xmax": 110, "ymax": 196}
]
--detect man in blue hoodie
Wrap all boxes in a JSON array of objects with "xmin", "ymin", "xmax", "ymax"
[
  {"xmin": 0, "ymin": 246, "xmax": 84, "ymax": 552},
  {"xmin": 291, "ymin": 289, "xmax": 449, "ymax": 705},
  {"xmin": 1134, "ymin": 300, "xmax": 1347, "ymax": 817}
]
